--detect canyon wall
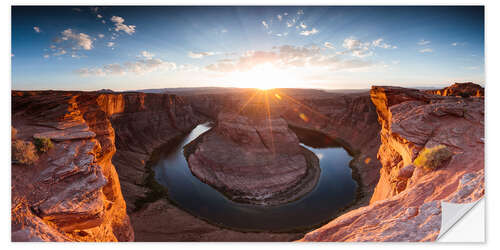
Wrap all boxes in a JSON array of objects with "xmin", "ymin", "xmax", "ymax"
[
  {"xmin": 12, "ymin": 91, "xmax": 134, "ymax": 241},
  {"xmin": 11, "ymin": 91, "xmax": 203, "ymax": 241},
  {"xmin": 12, "ymin": 85, "xmax": 481, "ymax": 242},
  {"xmin": 300, "ymin": 85, "xmax": 484, "ymax": 241},
  {"xmin": 186, "ymin": 89, "xmax": 382, "ymax": 207}
]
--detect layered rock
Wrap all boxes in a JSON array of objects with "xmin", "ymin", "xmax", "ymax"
[
  {"xmin": 186, "ymin": 112, "xmax": 320, "ymax": 205},
  {"xmin": 11, "ymin": 91, "xmax": 133, "ymax": 242},
  {"xmin": 12, "ymin": 90, "xmax": 305, "ymax": 242},
  {"xmin": 300, "ymin": 85, "xmax": 484, "ymax": 242}
]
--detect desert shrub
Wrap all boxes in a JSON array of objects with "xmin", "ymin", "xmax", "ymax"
[
  {"xmin": 34, "ymin": 137, "xmax": 53, "ymax": 153},
  {"xmin": 413, "ymin": 145, "xmax": 453, "ymax": 171},
  {"xmin": 12, "ymin": 140, "xmax": 38, "ymax": 165}
]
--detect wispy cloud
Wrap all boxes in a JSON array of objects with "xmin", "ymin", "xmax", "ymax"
[
  {"xmin": 419, "ymin": 48, "xmax": 433, "ymax": 53},
  {"xmin": 204, "ymin": 44, "xmax": 375, "ymax": 73},
  {"xmin": 324, "ymin": 42, "xmax": 335, "ymax": 49},
  {"xmin": 299, "ymin": 28, "xmax": 318, "ymax": 36},
  {"xmin": 33, "ymin": 26, "xmax": 41, "ymax": 33},
  {"xmin": 372, "ymin": 38, "xmax": 397, "ymax": 49},
  {"xmin": 75, "ymin": 54, "xmax": 176, "ymax": 77},
  {"xmin": 342, "ymin": 37, "xmax": 372, "ymax": 58},
  {"xmin": 106, "ymin": 42, "xmax": 115, "ymax": 47},
  {"xmin": 50, "ymin": 28, "xmax": 93, "ymax": 56},
  {"xmin": 188, "ymin": 51, "xmax": 215, "ymax": 59},
  {"xmin": 262, "ymin": 20, "xmax": 269, "ymax": 29},
  {"xmin": 141, "ymin": 51, "xmax": 154, "ymax": 59},
  {"xmin": 418, "ymin": 39, "xmax": 431, "ymax": 45},
  {"xmin": 111, "ymin": 16, "xmax": 136, "ymax": 35}
]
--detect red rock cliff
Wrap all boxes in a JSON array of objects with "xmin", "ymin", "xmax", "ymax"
[
  {"xmin": 300, "ymin": 85, "xmax": 484, "ymax": 241},
  {"xmin": 11, "ymin": 91, "xmax": 202, "ymax": 241}
]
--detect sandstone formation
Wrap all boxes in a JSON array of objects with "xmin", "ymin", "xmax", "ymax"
[
  {"xmin": 11, "ymin": 90, "xmax": 304, "ymax": 241},
  {"xmin": 300, "ymin": 85, "xmax": 484, "ymax": 241},
  {"xmin": 186, "ymin": 112, "xmax": 320, "ymax": 205},
  {"xmin": 12, "ymin": 83, "xmax": 483, "ymax": 242},
  {"xmin": 426, "ymin": 82, "xmax": 484, "ymax": 97},
  {"xmin": 186, "ymin": 89, "xmax": 382, "ymax": 209},
  {"xmin": 12, "ymin": 91, "xmax": 133, "ymax": 242}
]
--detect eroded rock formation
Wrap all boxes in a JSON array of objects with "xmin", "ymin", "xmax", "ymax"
[
  {"xmin": 186, "ymin": 89, "xmax": 382, "ymax": 208},
  {"xmin": 186, "ymin": 112, "xmax": 320, "ymax": 205},
  {"xmin": 426, "ymin": 82, "xmax": 484, "ymax": 97},
  {"xmin": 12, "ymin": 91, "xmax": 134, "ymax": 242},
  {"xmin": 300, "ymin": 85, "xmax": 484, "ymax": 242}
]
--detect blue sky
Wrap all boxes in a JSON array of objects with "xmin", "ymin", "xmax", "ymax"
[{"xmin": 11, "ymin": 6, "xmax": 484, "ymax": 90}]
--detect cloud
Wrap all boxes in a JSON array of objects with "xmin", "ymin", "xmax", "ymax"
[
  {"xmin": 97, "ymin": 14, "xmax": 103, "ymax": 19},
  {"xmin": 324, "ymin": 42, "xmax": 334, "ymax": 49},
  {"xmin": 141, "ymin": 51, "xmax": 154, "ymax": 59},
  {"xmin": 204, "ymin": 44, "xmax": 375, "ymax": 73},
  {"xmin": 418, "ymin": 39, "xmax": 431, "ymax": 45},
  {"xmin": 106, "ymin": 42, "xmax": 115, "ymax": 47},
  {"xmin": 262, "ymin": 20, "xmax": 269, "ymax": 29},
  {"xmin": 111, "ymin": 16, "xmax": 136, "ymax": 35},
  {"xmin": 188, "ymin": 51, "xmax": 215, "ymax": 59},
  {"xmin": 43, "ymin": 54, "xmax": 49, "ymax": 59},
  {"xmin": 53, "ymin": 49, "xmax": 67, "ymax": 56},
  {"xmin": 299, "ymin": 28, "xmax": 318, "ymax": 36},
  {"xmin": 50, "ymin": 29, "xmax": 93, "ymax": 57},
  {"xmin": 75, "ymin": 55, "xmax": 176, "ymax": 77},
  {"xmin": 98, "ymin": 34, "xmax": 105, "ymax": 39},
  {"xmin": 342, "ymin": 37, "xmax": 372, "ymax": 58},
  {"xmin": 221, "ymin": 28, "xmax": 228, "ymax": 33},
  {"xmin": 60, "ymin": 29, "xmax": 93, "ymax": 50},
  {"xmin": 372, "ymin": 38, "xmax": 396, "ymax": 49},
  {"xmin": 277, "ymin": 14, "xmax": 282, "ymax": 21},
  {"xmin": 297, "ymin": 9, "xmax": 304, "ymax": 15},
  {"xmin": 287, "ymin": 20, "xmax": 295, "ymax": 28},
  {"xmin": 419, "ymin": 48, "xmax": 433, "ymax": 53},
  {"xmin": 33, "ymin": 26, "xmax": 41, "ymax": 33},
  {"xmin": 299, "ymin": 22, "xmax": 307, "ymax": 29},
  {"xmin": 72, "ymin": 8, "xmax": 82, "ymax": 12}
]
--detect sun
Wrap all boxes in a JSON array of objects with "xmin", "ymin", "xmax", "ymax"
[{"xmin": 227, "ymin": 63, "xmax": 297, "ymax": 90}]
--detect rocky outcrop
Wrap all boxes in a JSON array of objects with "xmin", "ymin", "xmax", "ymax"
[
  {"xmin": 426, "ymin": 82, "xmax": 484, "ymax": 97},
  {"xmin": 300, "ymin": 85, "xmax": 484, "ymax": 241},
  {"xmin": 11, "ymin": 91, "xmax": 133, "ymax": 242},
  {"xmin": 186, "ymin": 112, "xmax": 320, "ymax": 205}
]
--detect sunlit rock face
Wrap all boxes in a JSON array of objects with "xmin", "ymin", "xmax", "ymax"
[
  {"xmin": 11, "ymin": 91, "xmax": 134, "ymax": 242},
  {"xmin": 425, "ymin": 82, "xmax": 484, "ymax": 97},
  {"xmin": 300, "ymin": 84, "xmax": 484, "ymax": 242},
  {"xmin": 186, "ymin": 112, "xmax": 320, "ymax": 205}
]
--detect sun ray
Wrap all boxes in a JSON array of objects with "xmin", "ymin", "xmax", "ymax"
[
  {"xmin": 236, "ymin": 90, "xmax": 259, "ymax": 115},
  {"xmin": 264, "ymin": 91, "xmax": 276, "ymax": 157},
  {"xmin": 275, "ymin": 89, "xmax": 331, "ymax": 122}
]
